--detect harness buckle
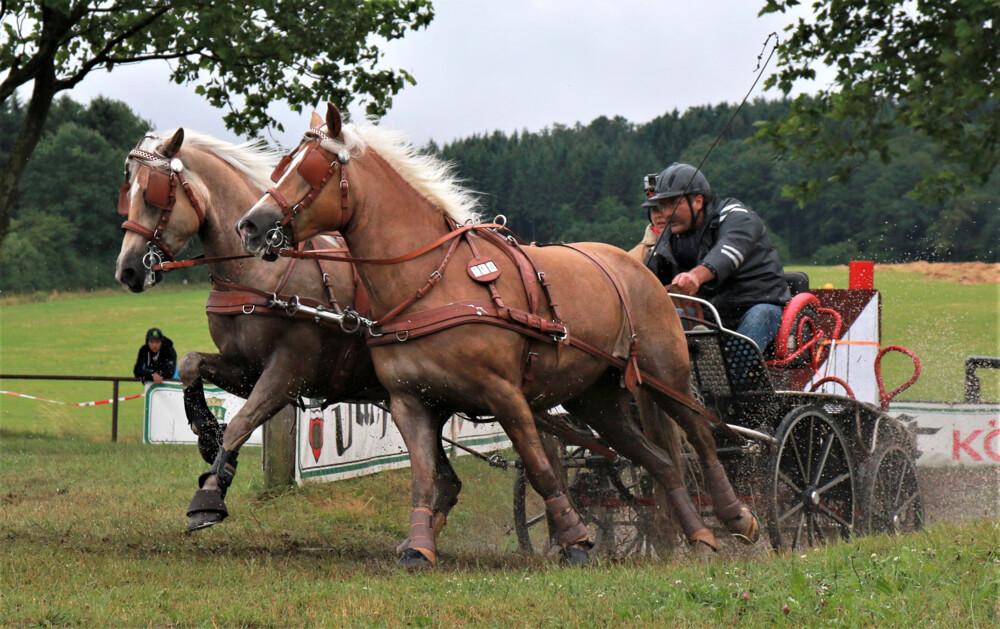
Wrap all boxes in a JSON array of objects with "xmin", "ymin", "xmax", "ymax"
[
  {"xmin": 285, "ymin": 294, "xmax": 301, "ymax": 316},
  {"xmin": 395, "ymin": 330, "xmax": 410, "ymax": 342},
  {"xmin": 551, "ymin": 325, "xmax": 569, "ymax": 343}
]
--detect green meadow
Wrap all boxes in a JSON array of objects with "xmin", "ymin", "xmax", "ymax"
[{"xmin": 1, "ymin": 266, "xmax": 998, "ymax": 627}]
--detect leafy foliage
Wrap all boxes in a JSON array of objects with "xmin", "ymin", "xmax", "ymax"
[
  {"xmin": 0, "ymin": 0, "xmax": 433, "ymax": 244},
  {"xmin": 439, "ymin": 99, "xmax": 998, "ymax": 265},
  {"xmin": 756, "ymin": 0, "xmax": 999, "ymax": 203}
]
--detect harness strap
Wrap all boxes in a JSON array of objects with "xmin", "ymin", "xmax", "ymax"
[
  {"xmin": 558, "ymin": 243, "xmax": 642, "ymax": 391},
  {"xmin": 121, "ymin": 220, "xmax": 177, "ymax": 259},
  {"xmin": 367, "ymin": 299, "xmax": 714, "ymax": 421},
  {"xmin": 374, "ymin": 233, "xmax": 464, "ymax": 326}
]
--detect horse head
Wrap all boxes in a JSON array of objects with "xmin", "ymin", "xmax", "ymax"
[
  {"xmin": 238, "ymin": 104, "xmax": 352, "ymax": 261},
  {"xmin": 115, "ymin": 128, "xmax": 208, "ymax": 292}
]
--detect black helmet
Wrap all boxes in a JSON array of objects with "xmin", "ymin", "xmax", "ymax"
[
  {"xmin": 646, "ymin": 163, "xmax": 711, "ymax": 204},
  {"xmin": 146, "ymin": 327, "xmax": 164, "ymax": 342}
]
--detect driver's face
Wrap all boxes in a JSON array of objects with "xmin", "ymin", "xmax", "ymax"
[{"xmin": 656, "ymin": 195, "xmax": 703, "ymax": 234}]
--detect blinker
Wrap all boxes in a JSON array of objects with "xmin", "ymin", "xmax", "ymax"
[
  {"xmin": 145, "ymin": 169, "xmax": 174, "ymax": 210},
  {"xmin": 117, "ymin": 183, "xmax": 132, "ymax": 216}
]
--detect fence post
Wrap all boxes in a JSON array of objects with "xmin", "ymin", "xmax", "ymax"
[
  {"xmin": 112, "ymin": 380, "xmax": 120, "ymax": 442},
  {"xmin": 263, "ymin": 405, "xmax": 296, "ymax": 488}
]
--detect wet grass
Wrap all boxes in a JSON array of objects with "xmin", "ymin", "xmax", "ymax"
[{"xmin": 2, "ymin": 434, "xmax": 998, "ymax": 627}]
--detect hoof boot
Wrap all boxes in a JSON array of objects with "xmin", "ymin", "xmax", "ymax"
[
  {"xmin": 559, "ymin": 544, "xmax": 590, "ymax": 566},
  {"xmin": 398, "ymin": 548, "xmax": 433, "ymax": 570},
  {"xmin": 187, "ymin": 510, "xmax": 225, "ymax": 531},
  {"xmin": 724, "ymin": 506, "xmax": 760, "ymax": 544},
  {"xmin": 186, "ymin": 488, "xmax": 228, "ymax": 532}
]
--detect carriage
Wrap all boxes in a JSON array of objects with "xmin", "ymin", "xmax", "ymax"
[{"xmin": 512, "ymin": 271, "xmax": 924, "ymax": 555}]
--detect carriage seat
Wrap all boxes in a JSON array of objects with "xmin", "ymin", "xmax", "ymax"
[{"xmin": 767, "ymin": 271, "xmax": 842, "ymax": 369}]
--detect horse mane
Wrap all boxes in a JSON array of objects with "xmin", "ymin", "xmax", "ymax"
[
  {"xmin": 320, "ymin": 121, "xmax": 483, "ymax": 225},
  {"xmin": 146, "ymin": 129, "xmax": 282, "ymax": 191}
]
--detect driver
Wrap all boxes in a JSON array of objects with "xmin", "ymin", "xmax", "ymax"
[{"xmin": 642, "ymin": 163, "xmax": 790, "ymax": 352}]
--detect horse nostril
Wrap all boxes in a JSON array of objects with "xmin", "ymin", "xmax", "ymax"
[{"xmin": 237, "ymin": 218, "xmax": 256, "ymax": 237}]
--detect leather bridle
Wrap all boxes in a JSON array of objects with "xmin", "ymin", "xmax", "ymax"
[
  {"xmin": 260, "ymin": 127, "xmax": 350, "ymax": 253},
  {"xmin": 119, "ymin": 141, "xmax": 206, "ymax": 270}
]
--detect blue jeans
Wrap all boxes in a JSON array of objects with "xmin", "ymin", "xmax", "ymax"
[{"xmin": 735, "ymin": 304, "xmax": 784, "ymax": 352}]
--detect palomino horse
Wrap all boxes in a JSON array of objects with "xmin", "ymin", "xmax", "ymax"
[
  {"xmin": 115, "ymin": 129, "xmax": 395, "ymax": 531},
  {"xmin": 237, "ymin": 105, "xmax": 760, "ymax": 567}
]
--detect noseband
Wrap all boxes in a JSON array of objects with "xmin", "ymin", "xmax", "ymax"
[
  {"xmin": 119, "ymin": 142, "xmax": 206, "ymax": 269},
  {"xmin": 262, "ymin": 127, "xmax": 350, "ymax": 251}
]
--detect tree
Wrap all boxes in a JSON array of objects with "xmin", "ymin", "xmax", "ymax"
[
  {"xmin": 0, "ymin": 0, "xmax": 434, "ymax": 245},
  {"xmin": 756, "ymin": 0, "xmax": 998, "ymax": 203}
]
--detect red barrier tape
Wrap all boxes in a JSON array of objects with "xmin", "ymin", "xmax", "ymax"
[{"xmin": 0, "ymin": 390, "xmax": 144, "ymax": 407}]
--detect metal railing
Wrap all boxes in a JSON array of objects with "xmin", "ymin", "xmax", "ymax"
[
  {"xmin": 0, "ymin": 374, "xmax": 148, "ymax": 442},
  {"xmin": 964, "ymin": 356, "xmax": 1000, "ymax": 404}
]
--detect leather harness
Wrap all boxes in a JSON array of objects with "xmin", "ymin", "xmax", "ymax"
[{"xmin": 261, "ymin": 128, "xmax": 715, "ymax": 421}]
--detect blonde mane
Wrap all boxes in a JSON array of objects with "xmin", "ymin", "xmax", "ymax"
[
  {"xmin": 319, "ymin": 121, "xmax": 483, "ymax": 225},
  {"xmin": 145, "ymin": 129, "xmax": 282, "ymax": 190}
]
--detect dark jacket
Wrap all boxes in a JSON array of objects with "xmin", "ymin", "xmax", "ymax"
[
  {"xmin": 133, "ymin": 336, "xmax": 177, "ymax": 382},
  {"xmin": 646, "ymin": 196, "xmax": 790, "ymax": 326}
]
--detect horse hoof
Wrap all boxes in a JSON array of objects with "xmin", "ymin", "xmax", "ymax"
[
  {"xmin": 187, "ymin": 511, "xmax": 225, "ymax": 531},
  {"xmin": 186, "ymin": 488, "xmax": 228, "ymax": 532},
  {"xmin": 690, "ymin": 539, "xmax": 718, "ymax": 559},
  {"xmin": 559, "ymin": 544, "xmax": 590, "ymax": 566},
  {"xmin": 397, "ymin": 548, "xmax": 433, "ymax": 570},
  {"xmin": 724, "ymin": 506, "xmax": 760, "ymax": 544}
]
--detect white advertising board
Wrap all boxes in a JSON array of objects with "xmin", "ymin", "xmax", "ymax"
[
  {"xmin": 890, "ymin": 401, "xmax": 1000, "ymax": 467},
  {"xmin": 143, "ymin": 382, "xmax": 262, "ymax": 446},
  {"xmin": 295, "ymin": 403, "xmax": 511, "ymax": 484}
]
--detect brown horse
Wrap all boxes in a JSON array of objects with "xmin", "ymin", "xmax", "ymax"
[
  {"xmin": 114, "ymin": 129, "xmax": 399, "ymax": 531},
  {"xmin": 237, "ymin": 105, "xmax": 759, "ymax": 567}
]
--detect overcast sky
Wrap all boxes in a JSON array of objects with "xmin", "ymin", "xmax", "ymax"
[{"xmin": 63, "ymin": 0, "xmax": 825, "ymax": 149}]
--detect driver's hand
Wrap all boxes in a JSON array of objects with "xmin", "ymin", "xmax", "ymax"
[
  {"xmin": 152, "ymin": 373, "xmax": 164, "ymax": 384},
  {"xmin": 671, "ymin": 271, "xmax": 701, "ymax": 296}
]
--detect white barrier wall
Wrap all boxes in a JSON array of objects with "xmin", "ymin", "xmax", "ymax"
[
  {"xmin": 890, "ymin": 401, "xmax": 1000, "ymax": 467},
  {"xmin": 144, "ymin": 385, "xmax": 510, "ymax": 482},
  {"xmin": 144, "ymin": 382, "xmax": 261, "ymax": 446},
  {"xmin": 295, "ymin": 403, "xmax": 510, "ymax": 483},
  {"xmin": 145, "ymin": 384, "xmax": 997, "ymax": 473}
]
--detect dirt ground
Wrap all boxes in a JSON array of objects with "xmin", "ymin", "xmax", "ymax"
[
  {"xmin": 867, "ymin": 261, "xmax": 999, "ymax": 285},
  {"xmin": 918, "ymin": 466, "xmax": 1000, "ymax": 526}
]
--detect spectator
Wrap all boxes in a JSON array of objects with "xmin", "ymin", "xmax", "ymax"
[{"xmin": 133, "ymin": 327, "xmax": 177, "ymax": 384}]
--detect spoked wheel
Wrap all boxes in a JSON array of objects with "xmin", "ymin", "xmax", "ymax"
[
  {"xmin": 568, "ymin": 456, "xmax": 661, "ymax": 558},
  {"xmin": 861, "ymin": 442, "xmax": 924, "ymax": 535},
  {"xmin": 512, "ymin": 449, "xmax": 662, "ymax": 558},
  {"xmin": 766, "ymin": 405, "xmax": 856, "ymax": 551}
]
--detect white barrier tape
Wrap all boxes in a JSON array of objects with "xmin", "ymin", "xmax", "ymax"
[{"xmin": 0, "ymin": 390, "xmax": 144, "ymax": 407}]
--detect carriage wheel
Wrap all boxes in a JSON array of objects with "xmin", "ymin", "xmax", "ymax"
[
  {"xmin": 511, "ymin": 450, "xmax": 663, "ymax": 558},
  {"xmin": 861, "ymin": 442, "xmax": 924, "ymax": 535},
  {"xmin": 766, "ymin": 405, "xmax": 856, "ymax": 551}
]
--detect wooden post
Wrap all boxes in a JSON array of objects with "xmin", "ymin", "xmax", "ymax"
[
  {"xmin": 263, "ymin": 405, "xmax": 297, "ymax": 489},
  {"xmin": 111, "ymin": 380, "xmax": 119, "ymax": 443}
]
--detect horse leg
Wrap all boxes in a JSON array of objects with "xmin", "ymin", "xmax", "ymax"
[
  {"xmin": 633, "ymin": 389, "xmax": 684, "ymax": 551},
  {"xmin": 389, "ymin": 394, "xmax": 454, "ymax": 569},
  {"xmin": 394, "ymin": 421, "xmax": 463, "ymax": 557},
  {"xmin": 644, "ymin": 389, "xmax": 759, "ymax": 544},
  {"xmin": 185, "ymin": 357, "xmax": 298, "ymax": 532},
  {"xmin": 487, "ymin": 386, "xmax": 592, "ymax": 564},
  {"xmin": 565, "ymin": 375, "xmax": 719, "ymax": 554}
]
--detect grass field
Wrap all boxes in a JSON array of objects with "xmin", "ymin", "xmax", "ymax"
[
  {"xmin": 1, "ymin": 266, "xmax": 998, "ymax": 626},
  {"xmin": 2, "ymin": 266, "xmax": 996, "ymax": 444}
]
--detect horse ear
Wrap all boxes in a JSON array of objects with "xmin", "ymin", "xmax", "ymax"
[
  {"xmin": 310, "ymin": 111, "xmax": 324, "ymax": 129},
  {"xmin": 163, "ymin": 128, "xmax": 184, "ymax": 157},
  {"xmin": 325, "ymin": 103, "xmax": 342, "ymax": 138}
]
